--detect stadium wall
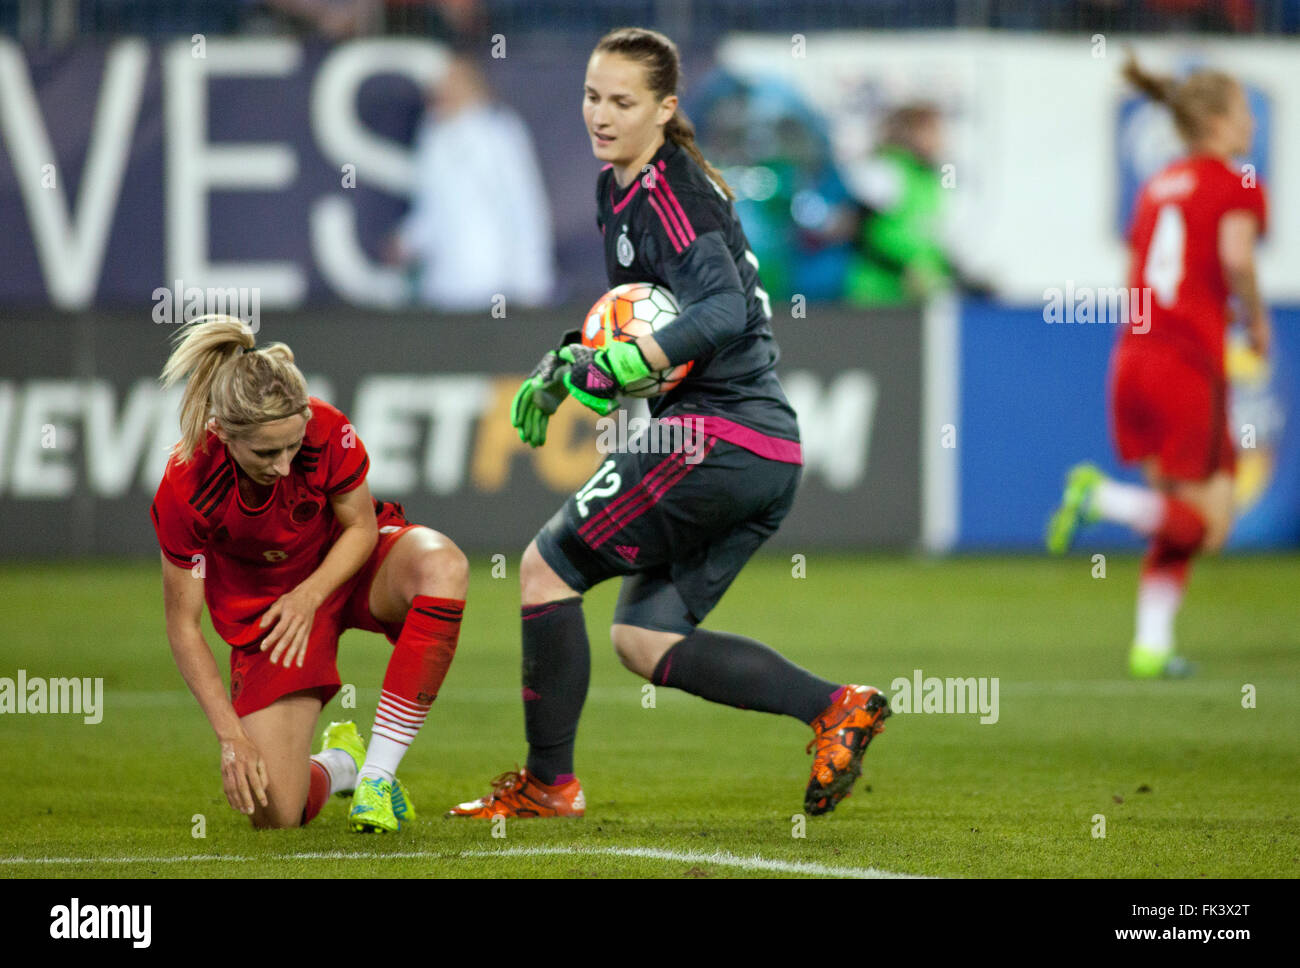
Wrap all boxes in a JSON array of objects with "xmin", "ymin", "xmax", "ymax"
[
  {"xmin": 2, "ymin": 303, "xmax": 1295, "ymax": 558},
  {"xmin": 3, "ymin": 34, "xmax": 1299, "ymax": 308}
]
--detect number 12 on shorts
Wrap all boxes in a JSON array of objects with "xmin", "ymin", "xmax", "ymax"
[{"xmin": 575, "ymin": 459, "xmax": 622, "ymax": 518}]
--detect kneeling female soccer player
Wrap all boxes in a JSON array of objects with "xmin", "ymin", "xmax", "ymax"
[{"xmin": 152, "ymin": 315, "xmax": 467, "ymax": 832}]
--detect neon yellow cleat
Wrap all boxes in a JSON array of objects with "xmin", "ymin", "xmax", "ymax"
[
  {"xmin": 320, "ymin": 721, "xmax": 365, "ymax": 796},
  {"xmin": 324, "ymin": 721, "xmax": 415, "ymax": 829},
  {"xmin": 1129, "ymin": 643, "xmax": 1195, "ymax": 679},
  {"xmin": 1046, "ymin": 462, "xmax": 1105, "ymax": 555},
  {"xmin": 391, "ymin": 777, "xmax": 417, "ymax": 824},
  {"xmin": 350, "ymin": 776, "xmax": 399, "ymax": 833}
]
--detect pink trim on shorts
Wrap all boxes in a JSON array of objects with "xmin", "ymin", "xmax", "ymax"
[{"xmin": 658, "ymin": 415, "xmax": 803, "ymax": 465}]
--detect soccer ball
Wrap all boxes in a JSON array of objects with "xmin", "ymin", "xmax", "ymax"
[{"xmin": 581, "ymin": 282, "xmax": 694, "ymax": 397}]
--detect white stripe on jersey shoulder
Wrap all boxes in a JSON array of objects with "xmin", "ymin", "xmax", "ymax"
[{"xmin": 704, "ymin": 174, "xmax": 729, "ymax": 199}]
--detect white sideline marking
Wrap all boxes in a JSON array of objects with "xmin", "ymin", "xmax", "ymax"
[
  {"xmin": 0, "ymin": 847, "xmax": 917, "ymax": 879},
  {"xmin": 459, "ymin": 847, "xmax": 919, "ymax": 879}
]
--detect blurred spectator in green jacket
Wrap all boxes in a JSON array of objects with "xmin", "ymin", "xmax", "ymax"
[{"xmin": 843, "ymin": 103, "xmax": 954, "ymax": 307}]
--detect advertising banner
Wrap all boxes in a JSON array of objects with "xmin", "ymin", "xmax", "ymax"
[
  {"xmin": 956, "ymin": 302, "xmax": 1300, "ymax": 550},
  {"xmin": 0, "ymin": 307, "xmax": 923, "ymax": 556},
  {"xmin": 6, "ymin": 34, "xmax": 1299, "ymax": 311}
]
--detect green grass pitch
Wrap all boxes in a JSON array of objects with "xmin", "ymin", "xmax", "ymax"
[{"xmin": 1, "ymin": 553, "xmax": 1297, "ymax": 878}]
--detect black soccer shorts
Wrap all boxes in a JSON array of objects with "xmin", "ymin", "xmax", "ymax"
[{"xmin": 535, "ymin": 434, "xmax": 801, "ymax": 634}]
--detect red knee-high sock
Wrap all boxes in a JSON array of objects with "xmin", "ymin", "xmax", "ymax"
[
  {"xmin": 362, "ymin": 596, "xmax": 464, "ymax": 779},
  {"xmin": 1156, "ymin": 497, "xmax": 1206, "ymax": 555},
  {"xmin": 384, "ymin": 595, "xmax": 464, "ymax": 705},
  {"xmin": 1136, "ymin": 537, "xmax": 1194, "ymax": 651},
  {"xmin": 1143, "ymin": 536, "xmax": 1195, "ymax": 584},
  {"xmin": 300, "ymin": 761, "xmax": 331, "ymax": 826}
]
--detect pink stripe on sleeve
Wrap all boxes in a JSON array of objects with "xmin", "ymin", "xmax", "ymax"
[
  {"xmin": 650, "ymin": 180, "xmax": 691, "ymax": 247},
  {"xmin": 654, "ymin": 173, "xmax": 697, "ymax": 242},
  {"xmin": 646, "ymin": 193, "xmax": 685, "ymax": 253}
]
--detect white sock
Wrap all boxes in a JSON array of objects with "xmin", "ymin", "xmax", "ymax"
[
  {"xmin": 1091, "ymin": 480, "xmax": 1164, "ymax": 534},
  {"xmin": 1135, "ymin": 575, "xmax": 1184, "ymax": 654},
  {"xmin": 310, "ymin": 747, "xmax": 358, "ymax": 796},
  {"xmin": 358, "ymin": 690, "xmax": 431, "ymax": 784}
]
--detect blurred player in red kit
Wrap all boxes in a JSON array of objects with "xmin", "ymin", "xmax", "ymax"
[
  {"xmin": 152, "ymin": 315, "xmax": 468, "ymax": 830},
  {"xmin": 1049, "ymin": 57, "xmax": 1269, "ymax": 677}
]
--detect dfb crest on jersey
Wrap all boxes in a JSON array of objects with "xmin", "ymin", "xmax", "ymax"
[
  {"xmin": 616, "ymin": 225, "xmax": 635, "ymax": 267},
  {"xmin": 291, "ymin": 499, "xmax": 321, "ymax": 524}
]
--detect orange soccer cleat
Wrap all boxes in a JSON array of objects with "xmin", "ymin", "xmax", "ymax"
[
  {"xmin": 804, "ymin": 685, "xmax": 891, "ymax": 816},
  {"xmin": 444, "ymin": 768, "xmax": 586, "ymax": 819}
]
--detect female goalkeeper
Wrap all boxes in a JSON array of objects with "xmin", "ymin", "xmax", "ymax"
[
  {"xmin": 152, "ymin": 315, "xmax": 467, "ymax": 832},
  {"xmin": 447, "ymin": 27, "xmax": 890, "ymax": 821}
]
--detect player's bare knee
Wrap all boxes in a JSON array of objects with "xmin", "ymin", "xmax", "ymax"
[
  {"xmin": 1205, "ymin": 499, "xmax": 1234, "ymax": 553},
  {"xmin": 403, "ymin": 532, "xmax": 469, "ymax": 600},
  {"xmin": 249, "ymin": 804, "xmax": 299, "ymax": 830},
  {"xmin": 1202, "ymin": 515, "xmax": 1232, "ymax": 554},
  {"xmin": 520, "ymin": 540, "xmax": 572, "ymax": 605},
  {"xmin": 519, "ymin": 541, "xmax": 544, "ymax": 600},
  {"xmin": 610, "ymin": 625, "xmax": 645, "ymax": 675},
  {"xmin": 610, "ymin": 624, "xmax": 675, "ymax": 679},
  {"xmin": 424, "ymin": 541, "xmax": 469, "ymax": 599}
]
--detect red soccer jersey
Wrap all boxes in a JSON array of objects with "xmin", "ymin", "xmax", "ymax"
[
  {"xmin": 1123, "ymin": 155, "xmax": 1268, "ymax": 373},
  {"xmin": 150, "ymin": 397, "xmax": 370, "ymax": 646}
]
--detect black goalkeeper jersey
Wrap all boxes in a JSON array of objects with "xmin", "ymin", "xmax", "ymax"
[{"xmin": 595, "ymin": 138, "xmax": 802, "ymax": 462}]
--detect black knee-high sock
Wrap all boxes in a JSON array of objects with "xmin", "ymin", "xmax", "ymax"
[
  {"xmin": 522, "ymin": 597, "xmax": 590, "ymax": 784},
  {"xmin": 651, "ymin": 628, "xmax": 841, "ymax": 724}
]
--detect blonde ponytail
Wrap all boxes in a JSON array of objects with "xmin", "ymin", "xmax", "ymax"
[
  {"xmin": 1123, "ymin": 53, "xmax": 1239, "ymax": 147},
  {"xmin": 160, "ymin": 314, "xmax": 310, "ymax": 461}
]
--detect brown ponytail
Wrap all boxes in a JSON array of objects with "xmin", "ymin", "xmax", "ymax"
[
  {"xmin": 160, "ymin": 314, "xmax": 311, "ymax": 462},
  {"xmin": 1123, "ymin": 53, "xmax": 1240, "ymax": 147},
  {"xmin": 594, "ymin": 26, "xmax": 736, "ymax": 201}
]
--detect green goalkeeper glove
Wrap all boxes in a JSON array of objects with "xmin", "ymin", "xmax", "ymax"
[
  {"xmin": 558, "ymin": 341, "xmax": 653, "ymax": 416},
  {"xmin": 511, "ymin": 351, "xmax": 569, "ymax": 448}
]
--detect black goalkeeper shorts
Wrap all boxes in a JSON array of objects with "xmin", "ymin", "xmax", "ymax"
[{"xmin": 535, "ymin": 433, "xmax": 801, "ymax": 635}]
